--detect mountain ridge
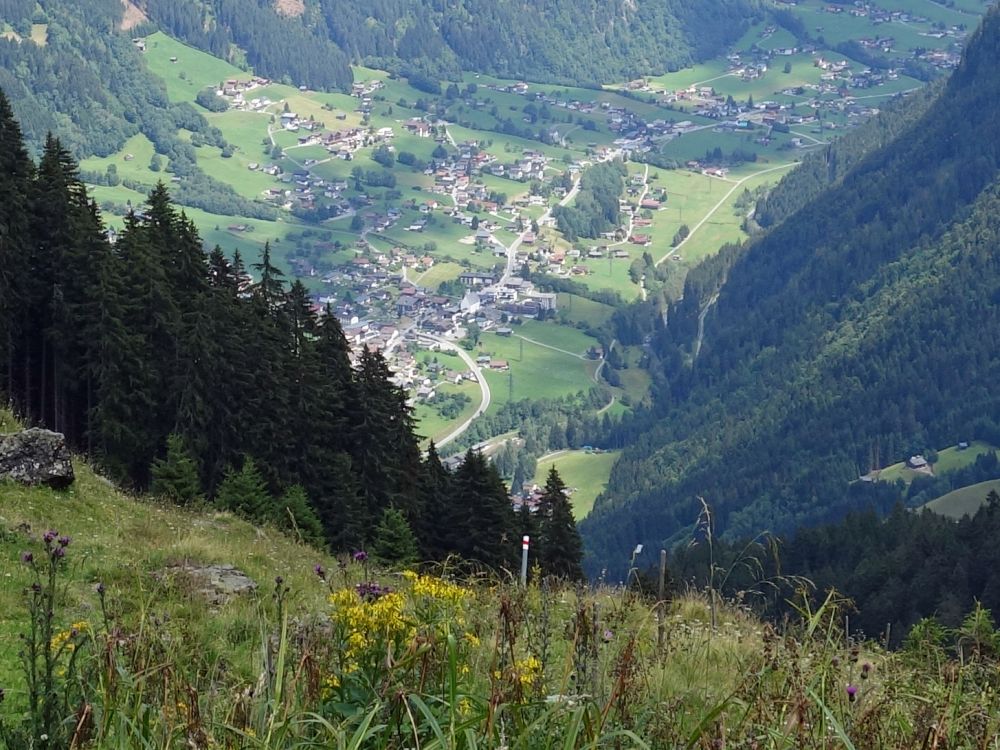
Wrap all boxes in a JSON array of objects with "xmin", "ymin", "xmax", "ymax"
[{"xmin": 581, "ymin": 6, "xmax": 1000, "ymax": 574}]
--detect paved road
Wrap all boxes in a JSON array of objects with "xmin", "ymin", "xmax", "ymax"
[{"xmin": 418, "ymin": 334, "xmax": 492, "ymax": 448}]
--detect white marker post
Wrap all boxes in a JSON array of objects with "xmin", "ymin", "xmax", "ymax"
[{"xmin": 520, "ymin": 535, "xmax": 530, "ymax": 586}]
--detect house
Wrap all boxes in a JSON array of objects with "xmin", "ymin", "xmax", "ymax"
[
  {"xmin": 459, "ymin": 272, "xmax": 497, "ymax": 288},
  {"xmin": 907, "ymin": 455, "xmax": 928, "ymax": 469},
  {"xmin": 629, "ymin": 234, "xmax": 652, "ymax": 246},
  {"xmin": 489, "ymin": 359, "xmax": 510, "ymax": 371}
]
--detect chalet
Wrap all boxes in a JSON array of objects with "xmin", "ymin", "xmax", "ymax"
[
  {"xmin": 907, "ymin": 455, "xmax": 928, "ymax": 469},
  {"xmin": 405, "ymin": 119, "xmax": 432, "ymax": 137},
  {"xmin": 489, "ymin": 359, "xmax": 510, "ymax": 371},
  {"xmin": 640, "ymin": 198, "xmax": 662, "ymax": 210},
  {"xmin": 629, "ymin": 234, "xmax": 652, "ymax": 246}
]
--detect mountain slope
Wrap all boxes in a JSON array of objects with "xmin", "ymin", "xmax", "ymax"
[
  {"xmin": 143, "ymin": 0, "xmax": 759, "ymax": 86},
  {"xmin": 581, "ymin": 8, "xmax": 1000, "ymax": 574}
]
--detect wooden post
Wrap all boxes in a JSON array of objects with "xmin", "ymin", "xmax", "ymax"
[{"xmin": 657, "ymin": 549, "xmax": 667, "ymax": 649}]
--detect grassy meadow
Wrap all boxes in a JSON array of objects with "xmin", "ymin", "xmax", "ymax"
[
  {"xmin": 532, "ymin": 449, "xmax": 621, "ymax": 519},
  {"xmin": 2, "ymin": 431, "xmax": 1000, "ymax": 747}
]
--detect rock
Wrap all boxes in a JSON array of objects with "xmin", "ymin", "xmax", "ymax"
[
  {"xmin": 0, "ymin": 428, "xmax": 75, "ymax": 489},
  {"xmin": 165, "ymin": 563, "xmax": 258, "ymax": 605}
]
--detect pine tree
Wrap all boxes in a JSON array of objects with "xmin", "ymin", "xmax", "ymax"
[
  {"xmin": 274, "ymin": 484, "xmax": 326, "ymax": 547},
  {"xmin": 150, "ymin": 434, "xmax": 205, "ymax": 506},
  {"xmin": 451, "ymin": 450, "xmax": 517, "ymax": 570},
  {"xmin": 537, "ymin": 466, "xmax": 584, "ymax": 580},
  {"xmin": 0, "ymin": 88, "xmax": 33, "ymax": 400},
  {"xmin": 216, "ymin": 457, "xmax": 272, "ymax": 522},
  {"xmin": 351, "ymin": 347, "xmax": 422, "ymax": 526},
  {"xmin": 415, "ymin": 441, "xmax": 456, "ymax": 560},
  {"xmin": 372, "ymin": 507, "xmax": 420, "ymax": 568}
]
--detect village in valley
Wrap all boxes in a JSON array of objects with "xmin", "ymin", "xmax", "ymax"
[{"xmin": 79, "ymin": 0, "xmax": 979, "ymax": 516}]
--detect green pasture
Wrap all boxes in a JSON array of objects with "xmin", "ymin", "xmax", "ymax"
[
  {"xmin": 923, "ymin": 479, "xmax": 1000, "ymax": 520},
  {"xmin": 532, "ymin": 448, "xmax": 622, "ymax": 519}
]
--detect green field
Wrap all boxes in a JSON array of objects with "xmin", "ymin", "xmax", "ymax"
[
  {"xmin": 922, "ymin": 479, "xmax": 1000, "ymax": 520},
  {"xmin": 143, "ymin": 32, "xmax": 248, "ymax": 104},
  {"xmin": 556, "ymin": 293, "xmax": 615, "ymax": 328},
  {"xmin": 479, "ymin": 330, "xmax": 598, "ymax": 412},
  {"xmin": 870, "ymin": 441, "xmax": 998, "ymax": 485},
  {"xmin": 533, "ymin": 449, "xmax": 622, "ymax": 519},
  {"xmin": 412, "ymin": 380, "xmax": 482, "ymax": 445}
]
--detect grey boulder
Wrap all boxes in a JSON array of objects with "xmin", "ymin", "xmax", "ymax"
[{"xmin": 0, "ymin": 428, "xmax": 75, "ymax": 489}]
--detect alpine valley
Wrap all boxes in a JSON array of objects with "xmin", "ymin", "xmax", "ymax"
[{"xmin": 4, "ymin": 0, "xmax": 1000, "ymax": 747}]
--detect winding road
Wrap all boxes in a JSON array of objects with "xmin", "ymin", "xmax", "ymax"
[{"xmin": 418, "ymin": 333, "xmax": 492, "ymax": 449}]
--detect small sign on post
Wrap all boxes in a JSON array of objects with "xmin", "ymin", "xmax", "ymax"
[{"xmin": 520, "ymin": 535, "xmax": 530, "ymax": 586}]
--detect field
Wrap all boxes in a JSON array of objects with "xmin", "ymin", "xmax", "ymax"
[
  {"xmin": 870, "ymin": 441, "xmax": 998, "ymax": 485},
  {"xmin": 923, "ymin": 479, "xmax": 1000, "ymax": 520},
  {"xmin": 533, "ymin": 449, "xmax": 621, "ymax": 519},
  {"xmin": 478, "ymin": 330, "xmax": 598, "ymax": 412},
  {"xmin": 143, "ymin": 32, "xmax": 248, "ymax": 103},
  {"xmin": 411, "ymin": 380, "xmax": 483, "ymax": 445}
]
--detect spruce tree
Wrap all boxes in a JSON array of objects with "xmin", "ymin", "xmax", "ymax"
[
  {"xmin": 0, "ymin": 88, "xmax": 33, "ymax": 400},
  {"xmin": 537, "ymin": 466, "xmax": 584, "ymax": 580},
  {"xmin": 451, "ymin": 450, "xmax": 517, "ymax": 570},
  {"xmin": 415, "ymin": 441, "xmax": 456, "ymax": 560},
  {"xmin": 216, "ymin": 457, "xmax": 272, "ymax": 522},
  {"xmin": 150, "ymin": 434, "xmax": 205, "ymax": 506},
  {"xmin": 275, "ymin": 484, "xmax": 326, "ymax": 547},
  {"xmin": 372, "ymin": 507, "xmax": 420, "ymax": 568}
]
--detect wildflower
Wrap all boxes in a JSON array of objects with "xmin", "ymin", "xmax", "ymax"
[
  {"xmin": 602, "ymin": 629, "xmax": 613, "ymax": 642},
  {"xmin": 458, "ymin": 698, "xmax": 472, "ymax": 715},
  {"xmin": 96, "ymin": 582, "xmax": 105, "ymax": 596},
  {"xmin": 52, "ymin": 547, "xmax": 65, "ymax": 559},
  {"xmin": 43, "ymin": 530, "xmax": 57, "ymax": 545},
  {"xmin": 464, "ymin": 632, "xmax": 481, "ymax": 648},
  {"xmin": 846, "ymin": 684, "xmax": 858, "ymax": 702},
  {"xmin": 58, "ymin": 536, "xmax": 70, "ymax": 548},
  {"xmin": 861, "ymin": 662, "xmax": 872, "ymax": 679},
  {"xmin": 20, "ymin": 551, "xmax": 33, "ymax": 564},
  {"xmin": 353, "ymin": 550, "xmax": 368, "ymax": 562},
  {"xmin": 314, "ymin": 564, "xmax": 326, "ymax": 580}
]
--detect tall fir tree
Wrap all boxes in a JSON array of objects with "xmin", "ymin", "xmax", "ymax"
[
  {"xmin": 0, "ymin": 89, "xmax": 33, "ymax": 400},
  {"xmin": 537, "ymin": 466, "xmax": 584, "ymax": 580},
  {"xmin": 451, "ymin": 450, "xmax": 517, "ymax": 570}
]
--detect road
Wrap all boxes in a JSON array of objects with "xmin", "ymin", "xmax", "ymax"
[
  {"xmin": 496, "ymin": 170, "xmax": 583, "ymax": 285},
  {"xmin": 417, "ymin": 333, "xmax": 492, "ymax": 449},
  {"xmin": 654, "ymin": 162, "xmax": 796, "ymax": 268}
]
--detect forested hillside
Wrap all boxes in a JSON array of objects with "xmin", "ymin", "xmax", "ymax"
[
  {"xmin": 666, "ymin": 490, "xmax": 1000, "ymax": 647},
  {"xmin": 582, "ymin": 8, "xmax": 1000, "ymax": 574},
  {"xmin": 145, "ymin": 0, "xmax": 759, "ymax": 86}
]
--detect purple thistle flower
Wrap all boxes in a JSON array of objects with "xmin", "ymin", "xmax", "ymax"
[
  {"xmin": 313, "ymin": 564, "xmax": 326, "ymax": 580},
  {"xmin": 20, "ymin": 551, "xmax": 33, "ymax": 564},
  {"xmin": 355, "ymin": 581, "xmax": 391, "ymax": 601},
  {"xmin": 52, "ymin": 546, "xmax": 65, "ymax": 559},
  {"xmin": 861, "ymin": 661, "xmax": 872, "ymax": 679},
  {"xmin": 602, "ymin": 629, "xmax": 614, "ymax": 642},
  {"xmin": 846, "ymin": 684, "xmax": 858, "ymax": 702},
  {"xmin": 43, "ymin": 530, "xmax": 58, "ymax": 545},
  {"xmin": 353, "ymin": 550, "xmax": 368, "ymax": 563},
  {"xmin": 58, "ymin": 536, "xmax": 71, "ymax": 548},
  {"xmin": 96, "ymin": 582, "xmax": 106, "ymax": 596}
]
